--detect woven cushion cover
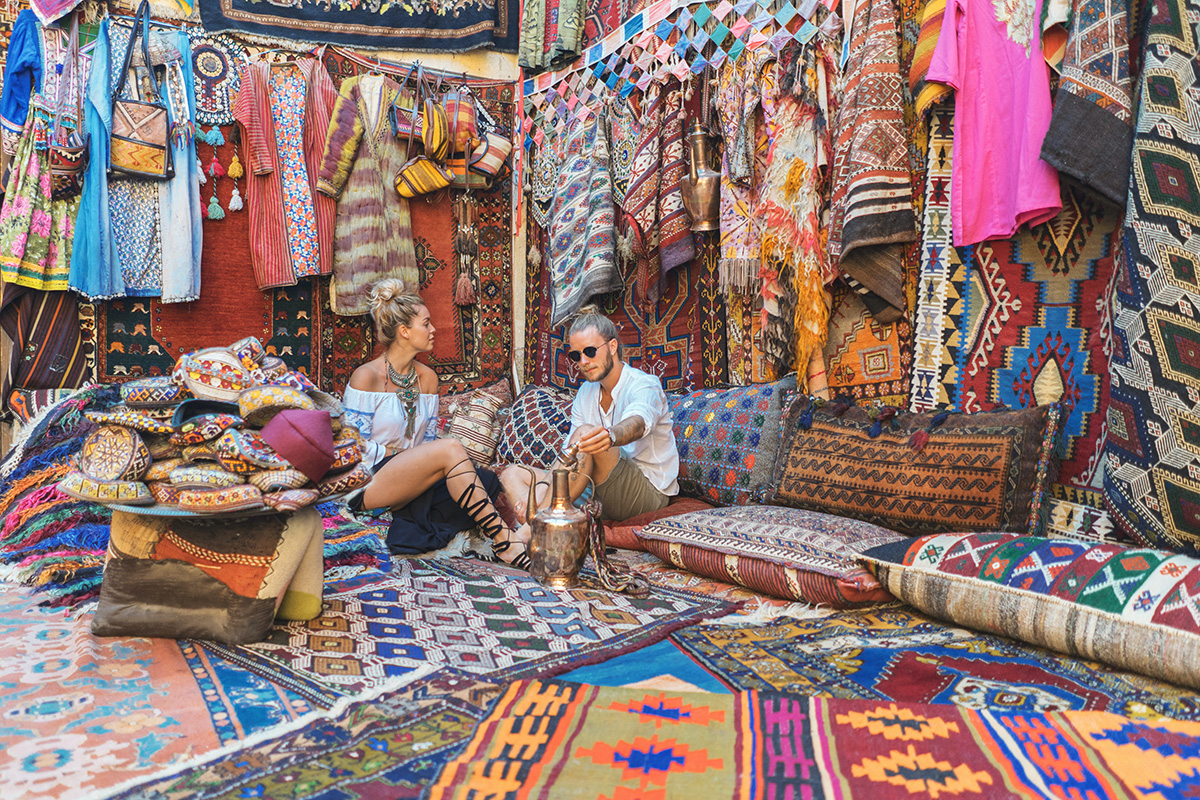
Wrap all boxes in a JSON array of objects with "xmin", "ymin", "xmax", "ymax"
[
  {"xmin": 770, "ymin": 398, "xmax": 1064, "ymax": 537},
  {"xmin": 603, "ymin": 495, "xmax": 715, "ymax": 550},
  {"xmin": 496, "ymin": 385, "xmax": 574, "ymax": 469},
  {"xmin": 91, "ymin": 507, "xmax": 324, "ymax": 644},
  {"xmin": 863, "ymin": 532, "xmax": 1200, "ymax": 690},
  {"xmin": 668, "ymin": 375, "xmax": 796, "ymax": 506},
  {"xmin": 637, "ymin": 505, "xmax": 902, "ymax": 606}
]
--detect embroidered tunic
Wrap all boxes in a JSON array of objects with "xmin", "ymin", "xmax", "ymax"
[
  {"xmin": 317, "ymin": 75, "xmax": 418, "ymax": 316},
  {"xmin": 233, "ymin": 59, "xmax": 335, "ymax": 290}
]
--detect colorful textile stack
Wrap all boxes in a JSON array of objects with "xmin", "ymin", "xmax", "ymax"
[{"xmin": 58, "ymin": 336, "xmax": 367, "ymax": 516}]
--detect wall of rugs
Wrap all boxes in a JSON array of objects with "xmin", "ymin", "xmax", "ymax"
[{"xmin": 520, "ymin": 0, "xmax": 1131, "ymax": 541}]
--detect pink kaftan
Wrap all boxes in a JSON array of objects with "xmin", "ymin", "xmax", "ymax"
[{"xmin": 929, "ymin": 0, "xmax": 1061, "ymax": 247}]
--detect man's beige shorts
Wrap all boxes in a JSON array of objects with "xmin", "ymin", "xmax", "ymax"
[{"xmin": 594, "ymin": 455, "xmax": 670, "ymax": 521}]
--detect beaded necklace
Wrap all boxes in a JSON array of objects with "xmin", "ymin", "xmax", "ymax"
[{"xmin": 385, "ymin": 358, "xmax": 419, "ymax": 439}]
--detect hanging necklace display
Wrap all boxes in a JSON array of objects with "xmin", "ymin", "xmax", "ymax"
[{"xmin": 385, "ymin": 358, "xmax": 420, "ymax": 438}]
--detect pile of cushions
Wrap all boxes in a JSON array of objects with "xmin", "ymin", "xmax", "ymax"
[{"xmin": 58, "ymin": 337, "xmax": 370, "ymax": 515}]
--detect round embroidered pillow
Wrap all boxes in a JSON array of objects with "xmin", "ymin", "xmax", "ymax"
[
  {"xmin": 177, "ymin": 348, "xmax": 254, "ymax": 403},
  {"xmin": 249, "ymin": 468, "xmax": 312, "ymax": 493},
  {"xmin": 237, "ymin": 386, "xmax": 316, "ymax": 427},
  {"xmin": 79, "ymin": 426, "xmax": 152, "ymax": 482}
]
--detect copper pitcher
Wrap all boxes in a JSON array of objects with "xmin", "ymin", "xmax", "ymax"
[
  {"xmin": 526, "ymin": 445, "xmax": 589, "ymax": 588},
  {"xmin": 681, "ymin": 121, "xmax": 721, "ymax": 233}
]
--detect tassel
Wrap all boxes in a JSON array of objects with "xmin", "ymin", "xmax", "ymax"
[
  {"xmin": 228, "ymin": 185, "xmax": 243, "ymax": 211},
  {"xmin": 798, "ymin": 402, "xmax": 814, "ymax": 430},
  {"xmin": 868, "ymin": 419, "xmax": 883, "ymax": 438},
  {"xmin": 454, "ymin": 267, "xmax": 477, "ymax": 306},
  {"xmin": 207, "ymin": 193, "xmax": 225, "ymax": 220},
  {"xmin": 197, "ymin": 159, "xmax": 206, "ymax": 185},
  {"xmin": 910, "ymin": 430, "xmax": 930, "ymax": 452},
  {"xmin": 227, "ymin": 152, "xmax": 244, "ymax": 180},
  {"xmin": 528, "ymin": 241, "xmax": 541, "ymax": 269},
  {"xmin": 208, "ymin": 155, "xmax": 225, "ymax": 179},
  {"xmin": 930, "ymin": 411, "xmax": 950, "ymax": 429},
  {"xmin": 202, "ymin": 200, "xmax": 208, "ymax": 219},
  {"xmin": 207, "ymin": 126, "xmax": 225, "ymax": 147}
]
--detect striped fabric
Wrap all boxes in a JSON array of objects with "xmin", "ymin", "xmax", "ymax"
[
  {"xmin": 0, "ymin": 283, "xmax": 88, "ymax": 416},
  {"xmin": 909, "ymin": 0, "xmax": 953, "ymax": 118},
  {"xmin": 233, "ymin": 59, "xmax": 336, "ymax": 290}
]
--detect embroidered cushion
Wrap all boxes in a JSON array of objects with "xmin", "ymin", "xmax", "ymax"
[
  {"xmin": 603, "ymin": 496, "xmax": 715, "ymax": 551},
  {"xmin": 863, "ymin": 533, "xmax": 1200, "ymax": 690},
  {"xmin": 91, "ymin": 507, "xmax": 323, "ymax": 644},
  {"xmin": 438, "ymin": 378, "xmax": 514, "ymax": 419},
  {"xmin": 668, "ymin": 375, "xmax": 796, "ymax": 506},
  {"xmin": 445, "ymin": 390, "xmax": 505, "ymax": 466},
  {"xmin": 637, "ymin": 505, "xmax": 901, "ymax": 607},
  {"xmin": 496, "ymin": 385, "xmax": 575, "ymax": 469},
  {"xmin": 770, "ymin": 399, "xmax": 1064, "ymax": 538}
]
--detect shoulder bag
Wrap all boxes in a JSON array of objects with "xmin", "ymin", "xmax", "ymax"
[
  {"xmin": 48, "ymin": 11, "xmax": 89, "ymax": 200},
  {"xmin": 394, "ymin": 69, "xmax": 452, "ymax": 199},
  {"xmin": 109, "ymin": 0, "xmax": 174, "ymax": 181}
]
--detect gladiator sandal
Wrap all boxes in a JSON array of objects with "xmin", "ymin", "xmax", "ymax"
[{"xmin": 447, "ymin": 459, "xmax": 531, "ymax": 570}]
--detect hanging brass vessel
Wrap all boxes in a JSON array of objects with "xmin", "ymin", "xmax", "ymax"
[
  {"xmin": 681, "ymin": 121, "xmax": 722, "ymax": 233},
  {"xmin": 526, "ymin": 445, "xmax": 589, "ymax": 588}
]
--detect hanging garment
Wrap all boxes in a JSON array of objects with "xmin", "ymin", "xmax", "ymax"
[
  {"xmin": 928, "ymin": 0, "xmax": 1061, "ymax": 246},
  {"xmin": 0, "ymin": 282, "xmax": 87, "ymax": 414},
  {"xmin": 620, "ymin": 78, "xmax": 694, "ymax": 306},
  {"xmin": 69, "ymin": 18, "xmax": 201, "ymax": 302},
  {"xmin": 909, "ymin": 0, "xmax": 954, "ymax": 117},
  {"xmin": 317, "ymin": 75, "xmax": 419, "ymax": 316},
  {"xmin": 548, "ymin": 113, "xmax": 620, "ymax": 327},
  {"xmin": 0, "ymin": 11, "xmax": 87, "ymax": 292},
  {"xmin": 233, "ymin": 59, "xmax": 335, "ymax": 290},
  {"xmin": 1039, "ymin": 0, "xmax": 1134, "ymax": 204},
  {"xmin": 518, "ymin": 0, "xmax": 585, "ymax": 74},
  {"xmin": 829, "ymin": 0, "xmax": 919, "ymax": 325}
]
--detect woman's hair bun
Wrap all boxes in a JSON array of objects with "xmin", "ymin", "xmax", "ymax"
[{"xmin": 369, "ymin": 278, "xmax": 410, "ymax": 312}]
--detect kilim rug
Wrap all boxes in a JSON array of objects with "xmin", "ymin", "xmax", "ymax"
[
  {"xmin": 560, "ymin": 638, "xmax": 730, "ymax": 694},
  {"xmin": 426, "ymin": 680, "xmax": 1200, "ymax": 799},
  {"xmin": 671, "ymin": 606, "xmax": 1200, "ymax": 720},
  {"xmin": 100, "ymin": 668, "xmax": 500, "ymax": 800},
  {"xmin": 822, "ymin": 281, "xmax": 915, "ymax": 407},
  {"xmin": 1104, "ymin": 0, "xmax": 1200, "ymax": 554},
  {"xmin": 527, "ymin": 240, "xmax": 706, "ymax": 393},
  {"xmin": 0, "ymin": 586, "xmax": 312, "ymax": 798},
  {"xmin": 197, "ymin": 559, "xmax": 738, "ymax": 709}
]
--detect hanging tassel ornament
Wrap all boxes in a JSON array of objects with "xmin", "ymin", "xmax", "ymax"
[
  {"xmin": 208, "ymin": 154, "xmax": 226, "ymax": 180},
  {"xmin": 226, "ymin": 127, "xmax": 244, "ymax": 212},
  {"xmin": 453, "ymin": 195, "xmax": 479, "ymax": 307},
  {"xmin": 205, "ymin": 125, "xmax": 225, "ymax": 147},
  {"xmin": 197, "ymin": 158, "xmax": 206, "ymax": 185},
  {"xmin": 207, "ymin": 190, "xmax": 225, "ymax": 220}
]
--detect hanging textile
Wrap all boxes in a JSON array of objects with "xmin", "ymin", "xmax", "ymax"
[
  {"xmin": 0, "ymin": 11, "xmax": 86, "ymax": 293},
  {"xmin": 829, "ymin": 0, "xmax": 918, "ymax": 325},
  {"xmin": 927, "ymin": 0, "xmax": 1061, "ymax": 247},
  {"xmin": 1040, "ymin": 0, "xmax": 1134, "ymax": 205},
  {"xmin": 1104, "ymin": 0, "xmax": 1200, "ymax": 553},
  {"xmin": 620, "ymin": 78, "xmax": 694, "ymax": 305},
  {"xmin": 519, "ymin": 0, "xmax": 586, "ymax": 74},
  {"xmin": 233, "ymin": 59, "xmax": 336, "ymax": 290},
  {"xmin": 548, "ymin": 112, "xmax": 620, "ymax": 327},
  {"xmin": 316, "ymin": 74, "xmax": 419, "ymax": 316},
  {"xmin": 0, "ymin": 283, "xmax": 88, "ymax": 414},
  {"xmin": 908, "ymin": 0, "xmax": 953, "ymax": 118},
  {"xmin": 69, "ymin": 18, "xmax": 202, "ymax": 303}
]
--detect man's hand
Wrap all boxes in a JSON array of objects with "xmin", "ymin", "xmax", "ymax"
[{"xmin": 576, "ymin": 425, "xmax": 613, "ymax": 455}]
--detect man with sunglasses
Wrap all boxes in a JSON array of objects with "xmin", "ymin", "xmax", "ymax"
[{"xmin": 502, "ymin": 306, "xmax": 679, "ymax": 523}]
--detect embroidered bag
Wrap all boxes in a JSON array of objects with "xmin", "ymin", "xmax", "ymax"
[
  {"xmin": 109, "ymin": 0, "xmax": 174, "ymax": 181},
  {"xmin": 49, "ymin": 11, "xmax": 89, "ymax": 200},
  {"xmin": 468, "ymin": 130, "xmax": 512, "ymax": 180},
  {"xmin": 447, "ymin": 155, "xmax": 493, "ymax": 190},
  {"xmin": 443, "ymin": 76, "xmax": 480, "ymax": 154},
  {"xmin": 394, "ymin": 71, "xmax": 452, "ymax": 199}
]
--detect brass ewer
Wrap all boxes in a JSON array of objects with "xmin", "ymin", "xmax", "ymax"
[
  {"xmin": 526, "ymin": 444, "xmax": 590, "ymax": 588},
  {"xmin": 681, "ymin": 120, "xmax": 721, "ymax": 233}
]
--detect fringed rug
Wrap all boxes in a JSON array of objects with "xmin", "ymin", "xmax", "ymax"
[
  {"xmin": 427, "ymin": 680, "xmax": 1200, "ymax": 799},
  {"xmin": 101, "ymin": 668, "xmax": 498, "ymax": 800},
  {"xmin": 197, "ymin": 560, "xmax": 738, "ymax": 709},
  {"xmin": 0, "ymin": 586, "xmax": 313, "ymax": 799},
  {"xmin": 671, "ymin": 606, "xmax": 1200, "ymax": 720}
]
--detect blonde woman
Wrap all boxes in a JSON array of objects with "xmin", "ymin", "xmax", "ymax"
[{"xmin": 343, "ymin": 279, "xmax": 530, "ymax": 568}]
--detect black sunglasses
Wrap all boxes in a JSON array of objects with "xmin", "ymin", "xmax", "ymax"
[{"xmin": 567, "ymin": 340, "xmax": 612, "ymax": 363}]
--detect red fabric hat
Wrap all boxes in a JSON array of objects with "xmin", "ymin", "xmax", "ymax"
[{"xmin": 259, "ymin": 409, "xmax": 335, "ymax": 482}]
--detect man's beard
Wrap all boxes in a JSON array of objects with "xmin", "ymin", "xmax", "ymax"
[{"xmin": 589, "ymin": 351, "xmax": 615, "ymax": 382}]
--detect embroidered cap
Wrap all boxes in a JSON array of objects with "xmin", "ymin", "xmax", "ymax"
[{"xmin": 259, "ymin": 409, "xmax": 335, "ymax": 482}]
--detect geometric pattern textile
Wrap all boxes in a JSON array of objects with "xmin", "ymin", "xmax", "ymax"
[
  {"xmin": 427, "ymin": 680, "xmax": 1200, "ymax": 799},
  {"xmin": 495, "ymin": 384, "xmax": 575, "ymax": 469},
  {"xmin": 667, "ymin": 376, "xmax": 794, "ymax": 506},
  {"xmin": 197, "ymin": 560, "xmax": 737, "ymax": 708},
  {"xmin": 103, "ymin": 669, "xmax": 503, "ymax": 800},
  {"xmin": 636, "ymin": 505, "xmax": 902, "ymax": 607},
  {"xmin": 771, "ymin": 397, "xmax": 1064, "ymax": 538},
  {"xmin": 864, "ymin": 531, "xmax": 1200, "ymax": 690},
  {"xmin": 671, "ymin": 606, "xmax": 1200, "ymax": 719},
  {"xmin": 1104, "ymin": 0, "xmax": 1200, "ymax": 555}
]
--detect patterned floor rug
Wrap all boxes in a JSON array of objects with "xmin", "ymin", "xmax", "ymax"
[
  {"xmin": 671, "ymin": 606, "xmax": 1200, "ymax": 720},
  {"xmin": 559, "ymin": 638, "xmax": 729, "ymax": 694},
  {"xmin": 102, "ymin": 668, "xmax": 497, "ymax": 800},
  {"xmin": 198, "ymin": 559, "xmax": 738, "ymax": 708},
  {"xmin": 0, "ymin": 586, "xmax": 312, "ymax": 798},
  {"xmin": 426, "ymin": 679, "xmax": 1200, "ymax": 800}
]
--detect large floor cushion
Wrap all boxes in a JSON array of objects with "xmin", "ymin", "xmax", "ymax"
[
  {"xmin": 668, "ymin": 376, "xmax": 796, "ymax": 506},
  {"xmin": 863, "ymin": 532, "xmax": 1200, "ymax": 690},
  {"xmin": 771, "ymin": 398, "xmax": 1064, "ymax": 537},
  {"xmin": 603, "ymin": 495, "xmax": 715, "ymax": 550},
  {"xmin": 496, "ymin": 385, "xmax": 574, "ymax": 469},
  {"xmin": 636, "ymin": 505, "xmax": 901, "ymax": 607}
]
